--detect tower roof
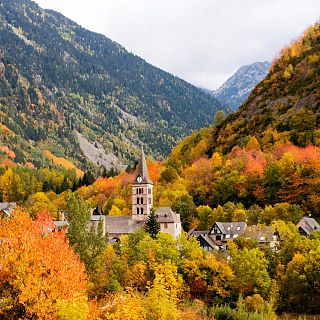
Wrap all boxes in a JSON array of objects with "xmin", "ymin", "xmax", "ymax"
[{"xmin": 134, "ymin": 146, "xmax": 153, "ymax": 184}]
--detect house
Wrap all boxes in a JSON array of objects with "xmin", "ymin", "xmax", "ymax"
[
  {"xmin": 190, "ymin": 221, "xmax": 279, "ymax": 252},
  {"xmin": 189, "ymin": 222, "xmax": 247, "ymax": 251},
  {"xmin": 242, "ymin": 225, "xmax": 279, "ymax": 250},
  {"xmin": 297, "ymin": 216, "xmax": 320, "ymax": 236},
  {"xmin": 0, "ymin": 202, "xmax": 17, "ymax": 219}
]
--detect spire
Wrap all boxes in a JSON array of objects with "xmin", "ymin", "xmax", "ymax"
[{"xmin": 135, "ymin": 146, "xmax": 153, "ymax": 184}]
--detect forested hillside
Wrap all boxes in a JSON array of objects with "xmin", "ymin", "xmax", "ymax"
[
  {"xmin": 0, "ymin": 0, "xmax": 225, "ymax": 170},
  {"xmin": 212, "ymin": 22, "xmax": 320, "ymax": 153}
]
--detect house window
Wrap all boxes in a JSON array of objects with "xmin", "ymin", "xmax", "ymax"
[
  {"xmin": 216, "ymin": 235, "xmax": 221, "ymax": 240},
  {"xmin": 237, "ymin": 226, "xmax": 241, "ymax": 231},
  {"xmin": 137, "ymin": 198, "xmax": 140, "ymax": 204},
  {"xmin": 164, "ymin": 223, "xmax": 168, "ymax": 229},
  {"xmin": 148, "ymin": 188, "xmax": 151, "ymax": 194},
  {"xmin": 141, "ymin": 197, "xmax": 144, "ymax": 204},
  {"xmin": 227, "ymin": 227, "xmax": 231, "ymax": 231},
  {"xmin": 136, "ymin": 188, "xmax": 138, "ymax": 194},
  {"xmin": 141, "ymin": 208, "xmax": 144, "ymax": 215},
  {"xmin": 233, "ymin": 234, "xmax": 238, "ymax": 238},
  {"xmin": 149, "ymin": 198, "xmax": 151, "ymax": 204},
  {"xmin": 225, "ymin": 234, "xmax": 230, "ymax": 239},
  {"xmin": 137, "ymin": 208, "xmax": 140, "ymax": 215}
]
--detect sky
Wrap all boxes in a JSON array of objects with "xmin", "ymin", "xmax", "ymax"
[{"xmin": 34, "ymin": 0, "xmax": 319, "ymax": 90}]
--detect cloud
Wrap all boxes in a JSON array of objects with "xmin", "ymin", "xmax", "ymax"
[{"xmin": 35, "ymin": 0, "xmax": 319, "ymax": 89}]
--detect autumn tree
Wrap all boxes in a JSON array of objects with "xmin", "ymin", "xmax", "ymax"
[{"xmin": 0, "ymin": 211, "xmax": 88, "ymax": 319}]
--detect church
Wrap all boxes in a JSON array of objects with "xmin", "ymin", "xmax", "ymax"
[{"xmin": 101, "ymin": 147, "xmax": 182, "ymax": 240}]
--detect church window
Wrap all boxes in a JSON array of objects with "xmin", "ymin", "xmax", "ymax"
[
  {"xmin": 141, "ymin": 197, "xmax": 144, "ymax": 204},
  {"xmin": 141, "ymin": 208, "xmax": 144, "ymax": 215},
  {"xmin": 137, "ymin": 208, "xmax": 140, "ymax": 215},
  {"xmin": 137, "ymin": 198, "xmax": 140, "ymax": 204}
]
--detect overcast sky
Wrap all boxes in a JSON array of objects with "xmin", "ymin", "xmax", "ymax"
[{"xmin": 34, "ymin": 0, "xmax": 319, "ymax": 90}]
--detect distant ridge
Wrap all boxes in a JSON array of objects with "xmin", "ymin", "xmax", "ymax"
[{"xmin": 213, "ymin": 61, "xmax": 271, "ymax": 110}]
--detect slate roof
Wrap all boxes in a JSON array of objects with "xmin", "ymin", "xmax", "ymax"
[
  {"xmin": 0, "ymin": 202, "xmax": 17, "ymax": 217},
  {"xmin": 243, "ymin": 225, "xmax": 278, "ymax": 243},
  {"xmin": 198, "ymin": 234, "xmax": 219, "ymax": 250},
  {"xmin": 133, "ymin": 146, "xmax": 153, "ymax": 184},
  {"xmin": 105, "ymin": 216, "xmax": 144, "ymax": 235},
  {"xmin": 210, "ymin": 222, "xmax": 247, "ymax": 236},
  {"xmin": 188, "ymin": 229, "xmax": 209, "ymax": 237},
  {"xmin": 297, "ymin": 216, "xmax": 320, "ymax": 236},
  {"xmin": 154, "ymin": 207, "xmax": 181, "ymax": 223}
]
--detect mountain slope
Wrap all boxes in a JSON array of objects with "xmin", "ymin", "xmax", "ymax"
[
  {"xmin": 212, "ymin": 61, "xmax": 270, "ymax": 110},
  {"xmin": 0, "ymin": 0, "xmax": 225, "ymax": 169},
  {"xmin": 211, "ymin": 22, "xmax": 320, "ymax": 154}
]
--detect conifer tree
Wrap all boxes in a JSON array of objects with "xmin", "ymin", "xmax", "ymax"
[{"xmin": 144, "ymin": 209, "xmax": 160, "ymax": 239}]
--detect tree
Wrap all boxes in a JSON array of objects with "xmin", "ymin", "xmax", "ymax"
[
  {"xmin": 144, "ymin": 209, "xmax": 161, "ymax": 239},
  {"xmin": 231, "ymin": 248, "xmax": 270, "ymax": 298},
  {"xmin": 0, "ymin": 211, "xmax": 88, "ymax": 319},
  {"xmin": 67, "ymin": 193, "xmax": 107, "ymax": 274},
  {"xmin": 213, "ymin": 110, "xmax": 226, "ymax": 127},
  {"xmin": 143, "ymin": 274, "xmax": 179, "ymax": 320}
]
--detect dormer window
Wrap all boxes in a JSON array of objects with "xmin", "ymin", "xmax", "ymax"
[
  {"xmin": 237, "ymin": 226, "xmax": 241, "ymax": 231},
  {"xmin": 227, "ymin": 226, "xmax": 231, "ymax": 231}
]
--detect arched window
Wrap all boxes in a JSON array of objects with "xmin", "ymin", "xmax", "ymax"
[
  {"xmin": 141, "ymin": 208, "xmax": 144, "ymax": 215},
  {"xmin": 137, "ymin": 198, "xmax": 140, "ymax": 204},
  {"xmin": 141, "ymin": 197, "xmax": 143, "ymax": 204},
  {"xmin": 137, "ymin": 208, "xmax": 140, "ymax": 215}
]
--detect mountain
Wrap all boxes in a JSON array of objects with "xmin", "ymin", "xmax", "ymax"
[
  {"xmin": 0, "ymin": 0, "xmax": 225, "ymax": 170},
  {"xmin": 165, "ymin": 22, "xmax": 320, "ymax": 168},
  {"xmin": 212, "ymin": 61, "xmax": 270, "ymax": 110},
  {"xmin": 211, "ymin": 23, "xmax": 320, "ymax": 154}
]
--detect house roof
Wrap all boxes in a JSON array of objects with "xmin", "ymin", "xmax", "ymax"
[
  {"xmin": 297, "ymin": 216, "xmax": 320, "ymax": 235},
  {"xmin": 133, "ymin": 146, "xmax": 153, "ymax": 184},
  {"xmin": 209, "ymin": 221, "xmax": 247, "ymax": 236},
  {"xmin": 243, "ymin": 225, "xmax": 278, "ymax": 243},
  {"xmin": 0, "ymin": 202, "xmax": 17, "ymax": 217},
  {"xmin": 154, "ymin": 207, "xmax": 181, "ymax": 223},
  {"xmin": 105, "ymin": 216, "xmax": 144, "ymax": 235},
  {"xmin": 188, "ymin": 229, "xmax": 209, "ymax": 237},
  {"xmin": 198, "ymin": 234, "xmax": 218, "ymax": 250}
]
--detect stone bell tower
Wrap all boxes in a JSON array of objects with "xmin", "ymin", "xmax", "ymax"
[{"xmin": 132, "ymin": 147, "xmax": 153, "ymax": 222}]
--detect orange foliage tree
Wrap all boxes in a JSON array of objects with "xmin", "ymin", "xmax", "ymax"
[{"xmin": 0, "ymin": 211, "xmax": 88, "ymax": 319}]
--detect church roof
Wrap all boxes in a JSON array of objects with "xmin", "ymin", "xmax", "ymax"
[
  {"xmin": 134, "ymin": 146, "xmax": 153, "ymax": 184},
  {"xmin": 105, "ymin": 216, "xmax": 144, "ymax": 235},
  {"xmin": 154, "ymin": 207, "xmax": 181, "ymax": 223}
]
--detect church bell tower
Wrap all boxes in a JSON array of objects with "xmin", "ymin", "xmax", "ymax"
[{"xmin": 132, "ymin": 147, "xmax": 153, "ymax": 222}]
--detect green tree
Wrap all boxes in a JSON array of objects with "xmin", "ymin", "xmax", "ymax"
[
  {"xmin": 67, "ymin": 193, "xmax": 107, "ymax": 274},
  {"xmin": 144, "ymin": 209, "xmax": 161, "ymax": 239},
  {"xmin": 213, "ymin": 110, "xmax": 226, "ymax": 127}
]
